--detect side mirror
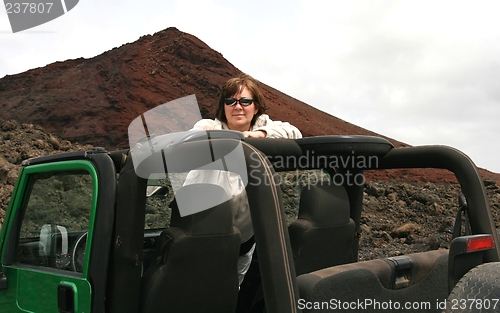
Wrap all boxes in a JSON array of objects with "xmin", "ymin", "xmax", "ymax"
[{"xmin": 146, "ymin": 186, "xmax": 170, "ymax": 198}]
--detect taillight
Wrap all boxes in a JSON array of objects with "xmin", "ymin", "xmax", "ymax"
[{"xmin": 466, "ymin": 234, "xmax": 495, "ymax": 252}]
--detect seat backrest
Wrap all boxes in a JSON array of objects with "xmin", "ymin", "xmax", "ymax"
[
  {"xmin": 288, "ymin": 183, "xmax": 355, "ymax": 275},
  {"xmin": 297, "ymin": 250, "xmax": 449, "ymax": 313},
  {"xmin": 139, "ymin": 183, "xmax": 241, "ymax": 313}
]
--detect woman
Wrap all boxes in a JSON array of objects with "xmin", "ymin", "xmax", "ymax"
[
  {"xmin": 192, "ymin": 73, "xmax": 302, "ymax": 139},
  {"xmin": 187, "ymin": 73, "xmax": 302, "ymax": 285}
]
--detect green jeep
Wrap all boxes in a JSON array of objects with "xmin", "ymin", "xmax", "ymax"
[{"xmin": 1, "ymin": 96, "xmax": 499, "ymax": 313}]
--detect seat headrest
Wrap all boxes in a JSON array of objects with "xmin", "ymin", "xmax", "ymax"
[
  {"xmin": 170, "ymin": 183, "xmax": 234, "ymax": 236},
  {"xmin": 298, "ymin": 184, "xmax": 350, "ymax": 227}
]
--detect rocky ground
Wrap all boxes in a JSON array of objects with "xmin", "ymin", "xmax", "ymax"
[
  {"xmin": 0, "ymin": 120, "xmax": 92, "ymax": 226},
  {"xmin": 1, "ymin": 119, "xmax": 499, "ymax": 261},
  {"xmin": 277, "ymin": 171, "xmax": 500, "ymax": 261},
  {"xmin": 358, "ymin": 179, "xmax": 500, "ymax": 260}
]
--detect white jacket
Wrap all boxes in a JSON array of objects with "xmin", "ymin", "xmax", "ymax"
[{"xmin": 191, "ymin": 114, "xmax": 303, "ymax": 139}]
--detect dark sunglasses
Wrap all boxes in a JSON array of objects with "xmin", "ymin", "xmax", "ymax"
[{"xmin": 224, "ymin": 97, "xmax": 254, "ymax": 106}]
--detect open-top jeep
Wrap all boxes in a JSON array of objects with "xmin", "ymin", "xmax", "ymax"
[{"xmin": 1, "ymin": 95, "xmax": 499, "ymax": 313}]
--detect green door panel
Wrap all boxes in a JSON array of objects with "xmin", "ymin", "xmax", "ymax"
[
  {"xmin": 1, "ymin": 266, "xmax": 91, "ymax": 312},
  {"xmin": 1, "ymin": 160, "xmax": 99, "ymax": 313}
]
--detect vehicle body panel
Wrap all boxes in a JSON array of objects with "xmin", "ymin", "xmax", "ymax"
[{"xmin": 0, "ymin": 160, "xmax": 99, "ymax": 313}]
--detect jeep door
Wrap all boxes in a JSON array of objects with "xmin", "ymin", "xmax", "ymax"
[{"xmin": 0, "ymin": 160, "xmax": 99, "ymax": 313}]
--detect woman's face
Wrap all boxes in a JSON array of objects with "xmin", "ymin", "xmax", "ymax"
[{"xmin": 224, "ymin": 86, "xmax": 258, "ymax": 131}]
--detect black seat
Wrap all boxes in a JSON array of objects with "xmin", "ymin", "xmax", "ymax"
[
  {"xmin": 288, "ymin": 183, "xmax": 355, "ymax": 275},
  {"xmin": 297, "ymin": 250, "xmax": 449, "ymax": 313},
  {"xmin": 139, "ymin": 183, "xmax": 241, "ymax": 313}
]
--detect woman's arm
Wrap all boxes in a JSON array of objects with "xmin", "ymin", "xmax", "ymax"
[{"xmin": 252, "ymin": 115, "xmax": 302, "ymax": 139}]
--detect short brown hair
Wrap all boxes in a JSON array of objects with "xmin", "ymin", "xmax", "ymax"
[{"xmin": 215, "ymin": 73, "xmax": 268, "ymax": 127}]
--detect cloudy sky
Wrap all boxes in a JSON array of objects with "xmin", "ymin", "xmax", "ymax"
[{"xmin": 1, "ymin": 0, "xmax": 499, "ymax": 173}]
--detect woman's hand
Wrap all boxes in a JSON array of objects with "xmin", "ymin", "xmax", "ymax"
[{"xmin": 243, "ymin": 130, "xmax": 266, "ymax": 138}]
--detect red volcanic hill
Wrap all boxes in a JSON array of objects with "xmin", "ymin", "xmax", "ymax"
[
  {"xmin": 0, "ymin": 27, "xmax": 386, "ymax": 148},
  {"xmin": 0, "ymin": 27, "xmax": 498, "ymax": 183}
]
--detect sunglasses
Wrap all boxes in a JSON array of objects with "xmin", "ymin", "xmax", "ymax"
[{"xmin": 224, "ymin": 97, "xmax": 254, "ymax": 106}]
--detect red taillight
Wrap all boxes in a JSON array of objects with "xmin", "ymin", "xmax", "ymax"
[{"xmin": 466, "ymin": 235, "xmax": 495, "ymax": 252}]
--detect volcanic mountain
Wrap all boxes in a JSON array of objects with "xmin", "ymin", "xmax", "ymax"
[{"xmin": 0, "ymin": 27, "xmax": 498, "ymax": 183}]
